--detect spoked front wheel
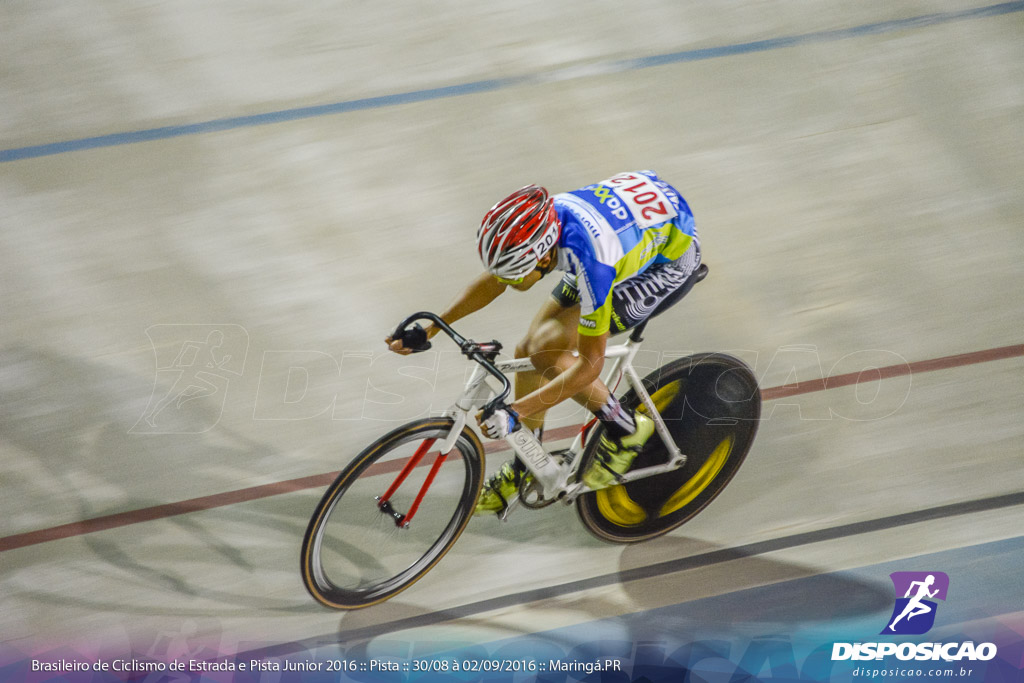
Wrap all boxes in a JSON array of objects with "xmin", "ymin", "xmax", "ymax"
[
  {"xmin": 301, "ymin": 418, "xmax": 484, "ymax": 609},
  {"xmin": 576, "ymin": 353, "xmax": 760, "ymax": 543}
]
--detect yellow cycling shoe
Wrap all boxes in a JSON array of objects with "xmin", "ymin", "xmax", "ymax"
[
  {"xmin": 474, "ymin": 460, "xmax": 531, "ymax": 515},
  {"xmin": 582, "ymin": 413, "xmax": 655, "ymax": 490}
]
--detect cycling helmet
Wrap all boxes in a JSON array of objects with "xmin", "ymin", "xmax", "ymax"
[{"xmin": 477, "ymin": 185, "xmax": 560, "ymax": 280}]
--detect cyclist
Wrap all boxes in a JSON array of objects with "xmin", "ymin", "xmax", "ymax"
[{"xmin": 387, "ymin": 170, "xmax": 701, "ymax": 514}]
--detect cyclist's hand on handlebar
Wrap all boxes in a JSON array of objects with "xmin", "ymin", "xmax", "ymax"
[
  {"xmin": 385, "ymin": 323, "xmax": 434, "ymax": 355},
  {"xmin": 385, "ymin": 335, "xmax": 414, "ymax": 355},
  {"xmin": 476, "ymin": 405, "xmax": 521, "ymax": 440}
]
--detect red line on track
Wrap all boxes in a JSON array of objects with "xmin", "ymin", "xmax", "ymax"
[
  {"xmin": 2, "ymin": 343, "xmax": 1020, "ymax": 553},
  {"xmin": 761, "ymin": 343, "xmax": 1024, "ymax": 400}
]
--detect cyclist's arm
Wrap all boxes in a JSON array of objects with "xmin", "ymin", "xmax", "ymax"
[
  {"xmin": 427, "ymin": 271, "xmax": 507, "ymax": 337},
  {"xmin": 511, "ymin": 331, "xmax": 608, "ymax": 419},
  {"xmin": 387, "ymin": 272, "xmax": 507, "ymax": 354}
]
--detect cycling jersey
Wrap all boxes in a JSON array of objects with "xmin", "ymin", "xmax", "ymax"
[{"xmin": 552, "ymin": 170, "xmax": 699, "ymax": 336}]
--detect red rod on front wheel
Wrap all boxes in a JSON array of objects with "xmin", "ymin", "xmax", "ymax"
[
  {"xmin": 401, "ymin": 451, "xmax": 449, "ymax": 526},
  {"xmin": 378, "ymin": 438, "xmax": 436, "ymax": 505}
]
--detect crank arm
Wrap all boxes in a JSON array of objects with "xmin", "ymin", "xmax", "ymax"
[
  {"xmin": 565, "ymin": 458, "xmax": 689, "ymax": 500},
  {"xmin": 613, "ymin": 459, "xmax": 686, "ymax": 484}
]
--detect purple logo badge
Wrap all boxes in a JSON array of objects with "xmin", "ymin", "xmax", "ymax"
[{"xmin": 881, "ymin": 572, "xmax": 950, "ymax": 635}]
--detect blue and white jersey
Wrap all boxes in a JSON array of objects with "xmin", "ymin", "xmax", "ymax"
[{"xmin": 554, "ymin": 170, "xmax": 698, "ymax": 335}]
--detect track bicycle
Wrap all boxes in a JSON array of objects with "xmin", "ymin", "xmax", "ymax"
[{"xmin": 301, "ymin": 264, "xmax": 761, "ymax": 609}]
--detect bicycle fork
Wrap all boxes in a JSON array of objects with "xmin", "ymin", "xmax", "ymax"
[
  {"xmin": 375, "ymin": 414, "xmax": 469, "ymax": 529},
  {"xmin": 374, "ymin": 438, "xmax": 443, "ymax": 528}
]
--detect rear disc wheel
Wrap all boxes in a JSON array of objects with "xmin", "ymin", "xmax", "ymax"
[{"xmin": 576, "ymin": 353, "xmax": 760, "ymax": 543}]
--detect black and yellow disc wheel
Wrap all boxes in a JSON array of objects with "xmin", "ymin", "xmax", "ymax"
[{"xmin": 576, "ymin": 353, "xmax": 760, "ymax": 543}]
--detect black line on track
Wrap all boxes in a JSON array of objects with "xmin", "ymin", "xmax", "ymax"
[{"xmin": 246, "ymin": 489, "xmax": 1024, "ymax": 659}]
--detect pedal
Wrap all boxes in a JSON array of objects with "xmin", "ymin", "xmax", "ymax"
[{"xmin": 497, "ymin": 494, "xmax": 521, "ymax": 522}]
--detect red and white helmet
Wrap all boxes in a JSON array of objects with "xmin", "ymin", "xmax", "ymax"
[{"xmin": 477, "ymin": 185, "xmax": 560, "ymax": 280}]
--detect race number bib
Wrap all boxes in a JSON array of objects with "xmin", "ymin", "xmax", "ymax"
[{"xmin": 601, "ymin": 172, "xmax": 678, "ymax": 229}]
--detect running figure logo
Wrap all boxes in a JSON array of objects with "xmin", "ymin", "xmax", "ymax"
[
  {"xmin": 132, "ymin": 325, "xmax": 249, "ymax": 434},
  {"xmin": 881, "ymin": 571, "xmax": 950, "ymax": 635}
]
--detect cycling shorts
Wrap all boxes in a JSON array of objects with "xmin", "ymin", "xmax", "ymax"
[{"xmin": 551, "ymin": 243, "xmax": 701, "ymax": 335}]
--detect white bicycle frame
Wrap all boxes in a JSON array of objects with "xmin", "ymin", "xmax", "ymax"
[{"xmin": 441, "ymin": 335, "xmax": 689, "ymax": 516}]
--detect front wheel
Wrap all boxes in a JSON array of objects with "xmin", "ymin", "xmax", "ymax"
[
  {"xmin": 576, "ymin": 353, "xmax": 760, "ymax": 543},
  {"xmin": 301, "ymin": 418, "xmax": 484, "ymax": 609}
]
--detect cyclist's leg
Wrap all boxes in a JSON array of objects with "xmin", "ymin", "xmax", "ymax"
[
  {"xmin": 582, "ymin": 253, "xmax": 702, "ymax": 488},
  {"xmin": 514, "ymin": 296, "xmax": 585, "ymax": 432},
  {"xmin": 520, "ymin": 249, "xmax": 700, "ymax": 404},
  {"xmin": 482, "ymin": 329, "xmax": 613, "ymax": 512},
  {"xmin": 477, "ymin": 298, "xmax": 583, "ymax": 514},
  {"xmin": 517, "ymin": 271, "xmax": 640, "ymax": 421}
]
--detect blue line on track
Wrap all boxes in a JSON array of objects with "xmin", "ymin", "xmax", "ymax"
[{"xmin": 2, "ymin": 1, "xmax": 1022, "ymax": 163}]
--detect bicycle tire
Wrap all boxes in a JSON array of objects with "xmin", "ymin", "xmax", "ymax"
[
  {"xmin": 301, "ymin": 418, "xmax": 484, "ymax": 609},
  {"xmin": 576, "ymin": 353, "xmax": 760, "ymax": 544}
]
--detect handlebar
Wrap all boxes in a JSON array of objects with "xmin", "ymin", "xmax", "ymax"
[{"xmin": 392, "ymin": 312, "xmax": 512, "ymax": 415}]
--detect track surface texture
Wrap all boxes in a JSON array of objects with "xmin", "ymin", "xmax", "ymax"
[{"xmin": 2, "ymin": 1, "xmax": 1022, "ymax": 680}]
